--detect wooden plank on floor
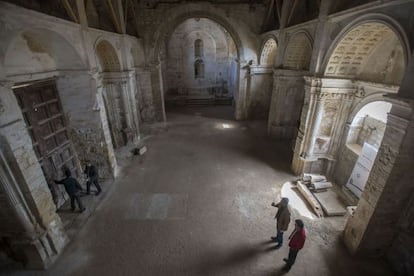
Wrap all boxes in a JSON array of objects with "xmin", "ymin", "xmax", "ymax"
[{"xmin": 297, "ymin": 181, "xmax": 324, "ymax": 217}]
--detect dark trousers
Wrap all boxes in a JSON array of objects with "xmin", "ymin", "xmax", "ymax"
[
  {"xmin": 70, "ymin": 194, "xmax": 84, "ymax": 211},
  {"xmin": 276, "ymin": 230, "xmax": 284, "ymax": 245},
  {"xmin": 285, "ymin": 248, "xmax": 299, "ymax": 269},
  {"xmin": 87, "ymin": 178, "xmax": 102, "ymax": 194}
]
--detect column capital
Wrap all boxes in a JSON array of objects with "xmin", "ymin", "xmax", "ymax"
[{"xmin": 304, "ymin": 76, "xmax": 322, "ymax": 88}]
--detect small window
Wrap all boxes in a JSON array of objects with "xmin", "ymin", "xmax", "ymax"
[
  {"xmin": 195, "ymin": 39, "xmax": 203, "ymax": 58},
  {"xmin": 194, "ymin": 59, "xmax": 204, "ymax": 79}
]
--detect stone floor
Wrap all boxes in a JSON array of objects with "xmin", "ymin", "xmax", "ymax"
[{"xmin": 1, "ymin": 106, "xmax": 395, "ymax": 276}]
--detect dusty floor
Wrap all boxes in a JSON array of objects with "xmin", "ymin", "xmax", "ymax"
[{"xmin": 2, "ymin": 106, "xmax": 395, "ymax": 276}]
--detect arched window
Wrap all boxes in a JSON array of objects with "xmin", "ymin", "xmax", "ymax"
[
  {"xmin": 195, "ymin": 39, "xmax": 203, "ymax": 58},
  {"xmin": 194, "ymin": 59, "xmax": 204, "ymax": 79}
]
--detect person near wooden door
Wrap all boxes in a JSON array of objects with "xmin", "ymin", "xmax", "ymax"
[{"xmin": 55, "ymin": 169, "xmax": 86, "ymax": 213}]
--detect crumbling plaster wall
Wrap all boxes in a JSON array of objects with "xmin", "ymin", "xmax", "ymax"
[
  {"xmin": 137, "ymin": 2, "xmax": 263, "ymax": 120},
  {"xmin": 166, "ymin": 18, "xmax": 234, "ymax": 97},
  {"xmin": 0, "ymin": 1, "xmax": 146, "ymax": 268}
]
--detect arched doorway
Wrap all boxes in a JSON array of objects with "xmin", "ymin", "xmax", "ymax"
[
  {"xmin": 163, "ymin": 18, "xmax": 238, "ymax": 109},
  {"xmin": 342, "ymin": 101, "xmax": 391, "ymax": 198},
  {"xmin": 96, "ymin": 40, "xmax": 128, "ymax": 149}
]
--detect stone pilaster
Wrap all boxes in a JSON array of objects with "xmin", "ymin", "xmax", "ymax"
[
  {"xmin": 291, "ymin": 76, "xmax": 321, "ymax": 175},
  {"xmin": 268, "ymin": 69, "xmax": 305, "ymax": 139},
  {"xmin": 0, "ymin": 81, "xmax": 68, "ymax": 269}
]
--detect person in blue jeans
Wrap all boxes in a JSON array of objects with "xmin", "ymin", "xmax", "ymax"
[{"xmin": 271, "ymin": 197, "xmax": 291, "ymax": 248}]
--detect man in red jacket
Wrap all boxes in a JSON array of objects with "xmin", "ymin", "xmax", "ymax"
[{"xmin": 282, "ymin": 219, "xmax": 306, "ymax": 271}]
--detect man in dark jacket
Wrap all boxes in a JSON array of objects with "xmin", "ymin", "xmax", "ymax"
[
  {"xmin": 55, "ymin": 169, "xmax": 85, "ymax": 213},
  {"xmin": 84, "ymin": 160, "xmax": 102, "ymax": 195},
  {"xmin": 282, "ymin": 219, "xmax": 306, "ymax": 271},
  {"xmin": 271, "ymin": 197, "xmax": 291, "ymax": 248}
]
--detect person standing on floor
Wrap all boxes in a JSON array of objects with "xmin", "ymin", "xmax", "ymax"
[
  {"xmin": 55, "ymin": 169, "xmax": 86, "ymax": 213},
  {"xmin": 271, "ymin": 197, "xmax": 291, "ymax": 248},
  {"xmin": 283, "ymin": 219, "xmax": 306, "ymax": 272},
  {"xmin": 84, "ymin": 160, "xmax": 102, "ymax": 195}
]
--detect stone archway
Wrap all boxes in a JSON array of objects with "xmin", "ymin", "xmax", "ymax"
[
  {"xmin": 147, "ymin": 5, "xmax": 254, "ymax": 120},
  {"xmin": 323, "ymin": 21, "xmax": 407, "ymax": 85},
  {"xmin": 259, "ymin": 37, "xmax": 277, "ymax": 66},
  {"xmin": 95, "ymin": 39, "xmax": 129, "ymax": 150},
  {"xmin": 282, "ymin": 31, "xmax": 312, "ymax": 70}
]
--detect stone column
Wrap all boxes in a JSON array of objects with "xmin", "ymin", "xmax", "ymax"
[
  {"xmin": 344, "ymin": 96, "xmax": 414, "ymax": 257},
  {"xmin": 149, "ymin": 62, "xmax": 167, "ymax": 122},
  {"xmin": 292, "ymin": 77, "xmax": 321, "ymax": 175},
  {"xmin": 91, "ymin": 71, "xmax": 118, "ymax": 177},
  {"xmin": 135, "ymin": 67, "xmax": 156, "ymax": 122},
  {"xmin": 0, "ymin": 81, "xmax": 68, "ymax": 269},
  {"xmin": 235, "ymin": 61, "xmax": 250, "ymax": 120}
]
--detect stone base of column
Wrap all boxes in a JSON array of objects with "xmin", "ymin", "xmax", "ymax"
[{"xmin": 8, "ymin": 217, "xmax": 69, "ymax": 270}]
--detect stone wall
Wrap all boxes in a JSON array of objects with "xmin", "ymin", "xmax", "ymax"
[
  {"xmin": 268, "ymin": 71, "xmax": 306, "ymax": 139},
  {"xmin": 165, "ymin": 18, "xmax": 236, "ymax": 99},
  {"xmin": 246, "ymin": 67, "xmax": 273, "ymax": 119}
]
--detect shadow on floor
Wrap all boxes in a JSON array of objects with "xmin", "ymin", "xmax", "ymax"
[{"xmin": 188, "ymin": 240, "xmax": 288, "ymax": 275}]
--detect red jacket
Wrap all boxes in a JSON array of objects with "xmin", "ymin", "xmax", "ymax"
[{"xmin": 288, "ymin": 228, "xmax": 306, "ymax": 250}]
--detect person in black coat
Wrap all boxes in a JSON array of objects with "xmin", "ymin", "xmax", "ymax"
[
  {"xmin": 54, "ymin": 169, "xmax": 85, "ymax": 212},
  {"xmin": 84, "ymin": 160, "xmax": 102, "ymax": 195}
]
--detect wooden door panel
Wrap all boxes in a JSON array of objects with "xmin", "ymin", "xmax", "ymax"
[{"xmin": 14, "ymin": 80, "xmax": 79, "ymax": 207}]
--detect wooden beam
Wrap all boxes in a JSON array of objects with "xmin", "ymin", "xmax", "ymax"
[
  {"xmin": 275, "ymin": 0, "xmax": 281, "ymax": 23},
  {"xmin": 124, "ymin": 0, "xmax": 128, "ymax": 32},
  {"xmin": 107, "ymin": 0, "xmax": 122, "ymax": 33},
  {"xmin": 263, "ymin": 0, "xmax": 275, "ymax": 28},
  {"xmin": 287, "ymin": 0, "xmax": 298, "ymax": 26},
  {"xmin": 128, "ymin": 0, "xmax": 140, "ymax": 37},
  {"xmin": 63, "ymin": 0, "xmax": 79, "ymax": 23}
]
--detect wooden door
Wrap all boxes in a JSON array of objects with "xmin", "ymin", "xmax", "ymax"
[{"xmin": 14, "ymin": 80, "xmax": 79, "ymax": 207}]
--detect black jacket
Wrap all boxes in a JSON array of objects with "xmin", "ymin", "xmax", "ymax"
[
  {"xmin": 55, "ymin": 177, "xmax": 83, "ymax": 196},
  {"xmin": 84, "ymin": 165, "xmax": 98, "ymax": 181}
]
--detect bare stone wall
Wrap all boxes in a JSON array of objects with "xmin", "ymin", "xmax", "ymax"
[
  {"xmin": 166, "ymin": 18, "xmax": 235, "ymax": 98},
  {"xmin": 333, "ymin": 145, "xmax": 358, "ymax": 186},
  {"xmin": 247, "ymin": 70, "xmax": 273, "ymax": 120},
  {"xmin": 56, "ymin": 73, "xmax": 112, "ymax": 178},
  {"xmin": 268, "ymin": 72, "xmax": 305, "ymax": 139}
]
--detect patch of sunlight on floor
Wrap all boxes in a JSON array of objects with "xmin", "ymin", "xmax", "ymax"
[{"xmin": 281, "ymin": 182, "xmax": 316, "ymax": 220}]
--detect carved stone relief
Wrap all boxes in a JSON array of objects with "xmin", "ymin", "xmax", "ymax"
[
  {"xmin": 260, "ymin": 39, "xmax": 277, "ymax": 66},
  {"xmin": 325, "ymin": 23, "xmax": 398, "ymax": 78}
]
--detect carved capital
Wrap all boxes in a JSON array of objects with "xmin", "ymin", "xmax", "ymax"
[{"xmin": 354, "ymin": 86, "xmax": 366, "ymax": 98}]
